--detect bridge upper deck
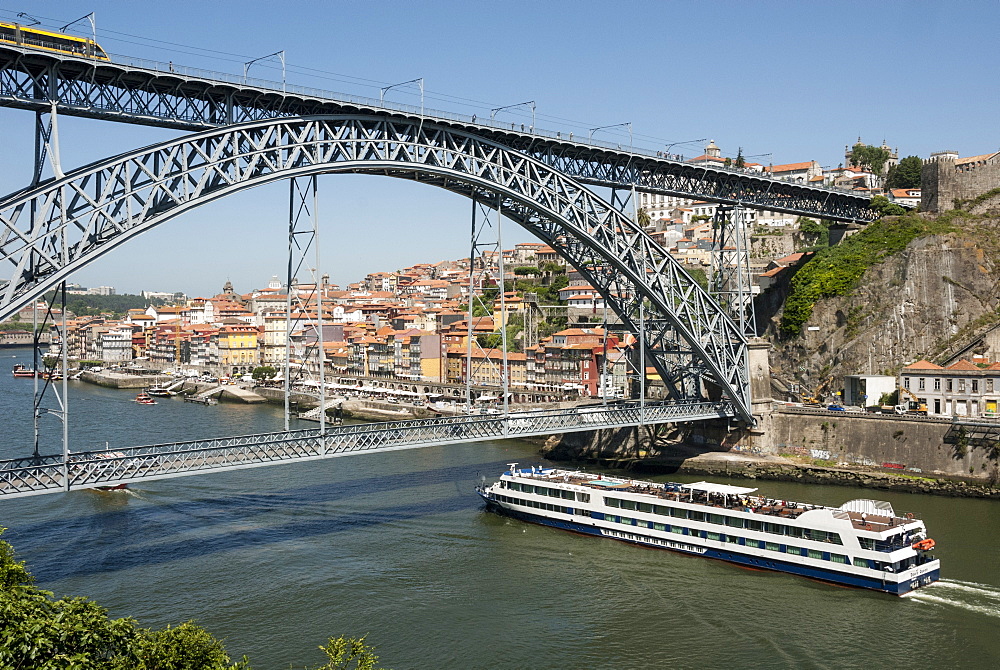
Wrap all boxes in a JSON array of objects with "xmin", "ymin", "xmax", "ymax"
[{"xmin": 0, "ymin": 45, "xmax": 874, "ymax": 223}]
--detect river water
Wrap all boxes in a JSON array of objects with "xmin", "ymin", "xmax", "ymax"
[{"xmin": 1, "ymin": 347, "xmax": 998, "ymax": 668}]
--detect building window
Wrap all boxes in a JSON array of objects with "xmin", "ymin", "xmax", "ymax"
[
  {"xmin": 903, "ymin": 377, "xmax": 910, "ymax": 390},
  {"xmin": 958, "ymin": 379, "xmax": 966, "ymax": 392},
  {"xmin": 988, "ymin": 379, "xmax": 995, "ymax": 393},
  {"xmin": 918, "ymin": 378, "xmax": 925, "ymax": 391},
  {"xmin": 972, "ymin": 380, "xmax": 979, "ymax": 393},
  {"xmin": 934, "ymin": 379, "xmax": 941, "ymax": 391},
  {"xmin": 947, "ymin": 379, "xmax": 953, "ymax": 392}
]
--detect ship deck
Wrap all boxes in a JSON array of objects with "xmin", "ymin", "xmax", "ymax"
[{"xmin": 512, "ymin": 469, "xmax": 917, "ymax": 531}]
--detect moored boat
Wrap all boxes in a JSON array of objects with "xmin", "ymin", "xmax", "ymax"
[
  {"xmin": 12, "ymin": 363, "xmax": 36, "ymax": 378},
  {"xmin": 477, "ymin": 464, "xmax": 940, "ymax": 596},
  {"xmin": 146, "ymin": 385, "xmax": 175, "ymax": 397}
]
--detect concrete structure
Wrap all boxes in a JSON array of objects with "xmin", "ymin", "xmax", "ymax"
[
  {"xmin": 900, "ymin": 359, "xmax": 1000, "ymax": 418},
  {"xmin": 843, "ymin": 375, "xmax": 896, "ymax": 408}
]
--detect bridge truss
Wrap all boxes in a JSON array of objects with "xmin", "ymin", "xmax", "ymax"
[
  {"xmin": 0, "ymin": 46, "xmax": 875, "ymax": 223},
  {"xmin": 0, "ymin": 115, "xmax": 755, "ymax": 423},
  {"xmin": 0, "ymin": 401, "xmax": 730, "ymax": 499}
]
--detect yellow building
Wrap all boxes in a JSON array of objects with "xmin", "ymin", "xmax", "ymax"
[{"xmin": 217, "ymin": 322, "xmax": 260, "ymax": 373}]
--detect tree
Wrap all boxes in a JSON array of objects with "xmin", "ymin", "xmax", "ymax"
[
  {"xmin": 849, "ymin": 143, "xmax": 891, "ymax": 176},
  {"xmin": 315, "ymin": 635, "xmax": 389, "ymax": 670},
  {"xmin": 734, "ymin": 147, "xmax": 745, "ymax": 169},
  {"xmin": 870, "ymin": 195, "xmax": 906, "ymax": 217},
  {"xmin": 512, "ymin": 266, "xmax": 539, "ymax": 276},
  {"xmin": 251, "ymin": 365, "xmax": 277, "ymax": 380},
  {"xmin": 885, "ymin": 155, "xmax": 922, "ymax": 190},
  {"xmin": 637, "ymin": 207, "xmax": 651, "ymax": 228}
]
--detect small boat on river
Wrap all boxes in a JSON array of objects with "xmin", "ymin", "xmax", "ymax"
[
  {"xmin": 477, "ymin": 464, "xmax": 940, "ymax": 596},
  {"xmin": 12, "ymin": 364, "xmax": 36, "ymax": 378},
  {"xmin": 135, "ymin": 392, "xmax": 156, "ymax": 405}
]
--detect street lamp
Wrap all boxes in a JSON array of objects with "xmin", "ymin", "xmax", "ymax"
[
  {"xmin": 244, "ymin": 50, "xmax": 286, "ymax": 92},
  {"xmin": 664, "ymin": 137, "xmax": 707, "ymax": 157},
  {"xmin": 380, "ymin": 77, "xmax": 424, "ymax": 107},
  {"xmin": 490, "ymin": 100, "xmax": 535, "ymax": 131},
  {"xmin": 589, "ymin": 122, "xmax": 632, "ymax": 150}
]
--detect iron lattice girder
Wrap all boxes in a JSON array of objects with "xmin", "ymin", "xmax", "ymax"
[
  {"xmin": 0, "ymin": 47, "xmax": 874, "ymax": 223},
  {"xmin": 0, "ymin": 401, "xmax": 732, "ymax": 498},
  {"xmin": 0, "ymin": 115, "xmax": 754, "ymax": 421}
]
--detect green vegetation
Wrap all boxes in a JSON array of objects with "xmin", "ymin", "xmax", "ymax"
[
  {"xmin": 0, "ymin": 528, "xmax": 390, "ymax": 669},
  {"xmin": 848, "ymin": 143, "xmax": 892, "ymax": 177},
  {"xmin": 954, "ymin": 187, "xmax": 1000, "ymax": 212},
  {"xmin": 885, "ymin": 155, "xmax": 922, "ymax": 190},
  {"xmin": 686, "ymin": 266, "xmax": 709, "ymax": 291},
  {"xmin": 796, "ymin": 217, "xmax": 829, "ymax": 249},
  {"xmin": 0, "ymin": 321, "xmax": 37, "ymax": 332},
  {"xmin": 251, "ymin": 366, "xmax": 277, "ymax": 380},
  {"xmin": 734, "ymin": 148, "xmax": 745, "ymax": 169},
  {"xmin": 637, "ymin": 207, "xmax": 651, "ymax": 228},
  {"xmin": 780, "ymin": 211, "xmax": 960, "ymax": 338},
  {"xmin": 41, "ymin": 292, "xmax": 162, "ymax": 318}
]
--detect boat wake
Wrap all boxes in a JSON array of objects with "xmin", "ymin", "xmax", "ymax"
[{"xmin": 908, "ymin": 579, "xmax": 1000, "ymax": 619}]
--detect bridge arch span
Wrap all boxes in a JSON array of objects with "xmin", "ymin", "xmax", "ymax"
[{"xmin": 0, "ymin": 115, "xmax": 752, "ymax": 421}]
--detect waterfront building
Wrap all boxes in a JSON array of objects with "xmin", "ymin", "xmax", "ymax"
[{"xmin": 900, "ymin": 358, "xmax": 1000, "ymax": 418}]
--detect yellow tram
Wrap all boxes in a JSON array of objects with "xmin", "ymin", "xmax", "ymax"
[{"xmin": 0, "ymin": 21, "xmax": 109, "ymax": 60}]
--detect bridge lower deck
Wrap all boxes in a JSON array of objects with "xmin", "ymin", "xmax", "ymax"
[{"xmin": 0, "ymin": 401, "xmax": 734, "ymax": 499}]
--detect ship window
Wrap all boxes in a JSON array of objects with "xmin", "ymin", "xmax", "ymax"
[
  {"xmin": 726, "ymin": 535, "xmax": 740, "ymax": 544},
  {"xmin": 830, "ymin": 554, "xmax": 847, "ymax": 564},
  {"xmin": 637, "ymin": 520, "xmax": 650, "ymax": 528},
  {"xmin": 706, "ymin": 532, "xmax": 721, "ymax": 541},
  {"xmin": 653, "ymin": 523, "xmax": 666, "ymax": 531},
  {"xmin": 670, "ymin": 507, "xmax": 687, "ymax": 519},
  {"xmin": 766, "ymin": 542, "xmax": 780, "ymax": 552},
  {"xmin": 561, "ymin": 490, "xmax": 574, "ymax": 500},
  {"xmin": 620, "ymin": 517, "xmax": 633, "ymax": 525},
  {"xmin": 765, "ymin": 522, "xmax": 784, "ymax": 535},
  {"xmin": 745, "ymin": 539, "xmax": 761, "ymax": 548},
  {"xmin": 726, "ymin": 516, "xmax": 744, "ymax": 528},
  {"xmin": 828, "ymin": 533, "xmax": 843, "ymax": 545},
  {"xmin": 807, "ymin": 549, "xmax": 824, "ymax": 560},
  {"xmin": 746, "ymin": 519, "xmax": 763, "ymax": 532},
  {"xmin": 576, "ymin": 493, "xmax": 590, "ymax": 503},
  {"xmin": 708, "ymin": 514, "xmax": 726, "ymax": 525},
  {"xmin": 653, "ymin": 505, "xmax": 671, "ymax": 516},
  {"xmin": 620, "ymin": 499, "xmax": 637, "ymax": 511},
  {"xmin": 508, "ymin": 482, "xmax": 520, "ymax": 492},
  {"xmin": 689, "ymin": 511, "xmax": 705, "ymax": 522},
  {"xmin": 605, "ymin": 497, "xmax": 620, "ymax": 508},
  {"xmin": 859, "ymin": 538, "xmax": 875, "ymax": 550},
  {"xmin": 853, "ymin": 557, "xmax": 869, "ymax": 568},
  {"xmin": 785, "ymin": 545, "xmax": 802, "ymax": 555},
  {"xmin": 671, "ymin": 526, "xmax": 684, "ymax": 534},
  {"xmin": 637, "ymin": 502, "xmax": 653, "ymax": 513},
  {"xmin": 521, "ymin": 484, "xmax": 534, "ymax": 494}
]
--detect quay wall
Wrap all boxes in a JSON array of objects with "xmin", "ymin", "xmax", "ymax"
[
  {"xmin": 80, "ymin": 371, "xmax": 171, "ymax": 389},
  {"xmin": 545, "ymin": 408, "xmax": 998, "ymax": 486}
]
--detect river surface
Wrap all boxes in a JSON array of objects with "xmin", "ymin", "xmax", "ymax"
[{"xmin": 1, "ymin": 347, "xmax": 998, "ymax": 668}]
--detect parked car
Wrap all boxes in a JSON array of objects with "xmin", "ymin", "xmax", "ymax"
[{"xmin": 826, "ymin": 404, "xmax": 846, "ymax": 412}]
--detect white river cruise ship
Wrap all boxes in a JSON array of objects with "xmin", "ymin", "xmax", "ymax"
[{"xmin": 477, "ymin": 464, "xmax": 940, "ymax": 595}]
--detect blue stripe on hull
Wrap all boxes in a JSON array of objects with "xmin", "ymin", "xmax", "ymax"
[{"xmin": 481, "ymin": 496, "xmax": 939, "ymax": 596}]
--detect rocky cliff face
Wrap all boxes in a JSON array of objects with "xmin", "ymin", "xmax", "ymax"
[{"xmin": 767, "ymin": 214, "xmax": 1000, "ymax": 396}]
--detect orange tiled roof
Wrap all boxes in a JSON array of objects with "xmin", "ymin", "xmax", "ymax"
[
  {"xmin": 903, "ymin": 359, "xmax": 943, "ymax": 370},
  {"xmin": 946, "ymin": 360, "xmax": 980, "ymax": 370}
]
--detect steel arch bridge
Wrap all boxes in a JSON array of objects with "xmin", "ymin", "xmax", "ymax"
[{"xmin": 0, "ymin": 115, "xmax": 754, "ymax": 423}]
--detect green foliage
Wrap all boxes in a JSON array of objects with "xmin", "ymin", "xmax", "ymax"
[
  {"xmin": 885, "ymin": 155, "xmax": 922, "ymax": 189},
  {"xmin": 779, "ymin": 213, "xmax": 959, "ymax": 337},
  {"xmin": 512, "ymin": 266, "xmax": 539, "ymax": 276},
  {"xmin": 0, "ymin": 528, "xmax": 248, "ymax": 670},
  {"xmin": 954, "ymin": 187, "xmax": 1000, "ymax": 212},
  {"xmin": 0, "ymin": 321, "xmax": 36, "ymax": 332},
  {"xmin": 539, "ymin": 262, "xmax": 565, "ymax": 274},
  {"xmin": 314, "ymin": 635, "xmax": 389, "ymax": 670},
  {"xmin": 685, "ymin": 266, "xmax": 709, "ymax": 291},
  {"xmin": 457, "ymin": 303, "xmax": 492, "ymax": 318},
  {"xmin": 42, "ymin": 292, "xmax": 160, "ymax": 318},
  {"xmin": 690, "ymin": 214, "xmax": 711, "ymax": 224},
  {"xmin": 251, "ymin": 366, "xmax": 277, "ymax": 380},
  {"xmin": 870, "ymin": 195, "xmax": 906, "ymax": 217},
  {"xmin": 796, "ymin": 217, "xmax": 829, "ymax": 248},
  {"xmin": 734, "ymin": 148, "xmax": 745, "ymax": 169},
  {"xmin": 637, "ymin": 207, "xmax": 651, "ymax": 228},
  {"xmin": 849, "ymin": 144, "xmax": 891, "ymax": 176}
]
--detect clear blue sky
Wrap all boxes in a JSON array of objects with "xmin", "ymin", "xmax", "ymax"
[{"xmin": 1, "ymin": 0, "xmax": 997, "ymax": 297}]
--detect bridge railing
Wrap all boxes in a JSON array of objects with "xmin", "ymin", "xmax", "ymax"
[
  {"xmin": 96, "ymin": 52, "xmax": 862, "ymax": 197},
  {"xmin": 0, "ymin": 400, "xmax": 733, "ymax": 497}
]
